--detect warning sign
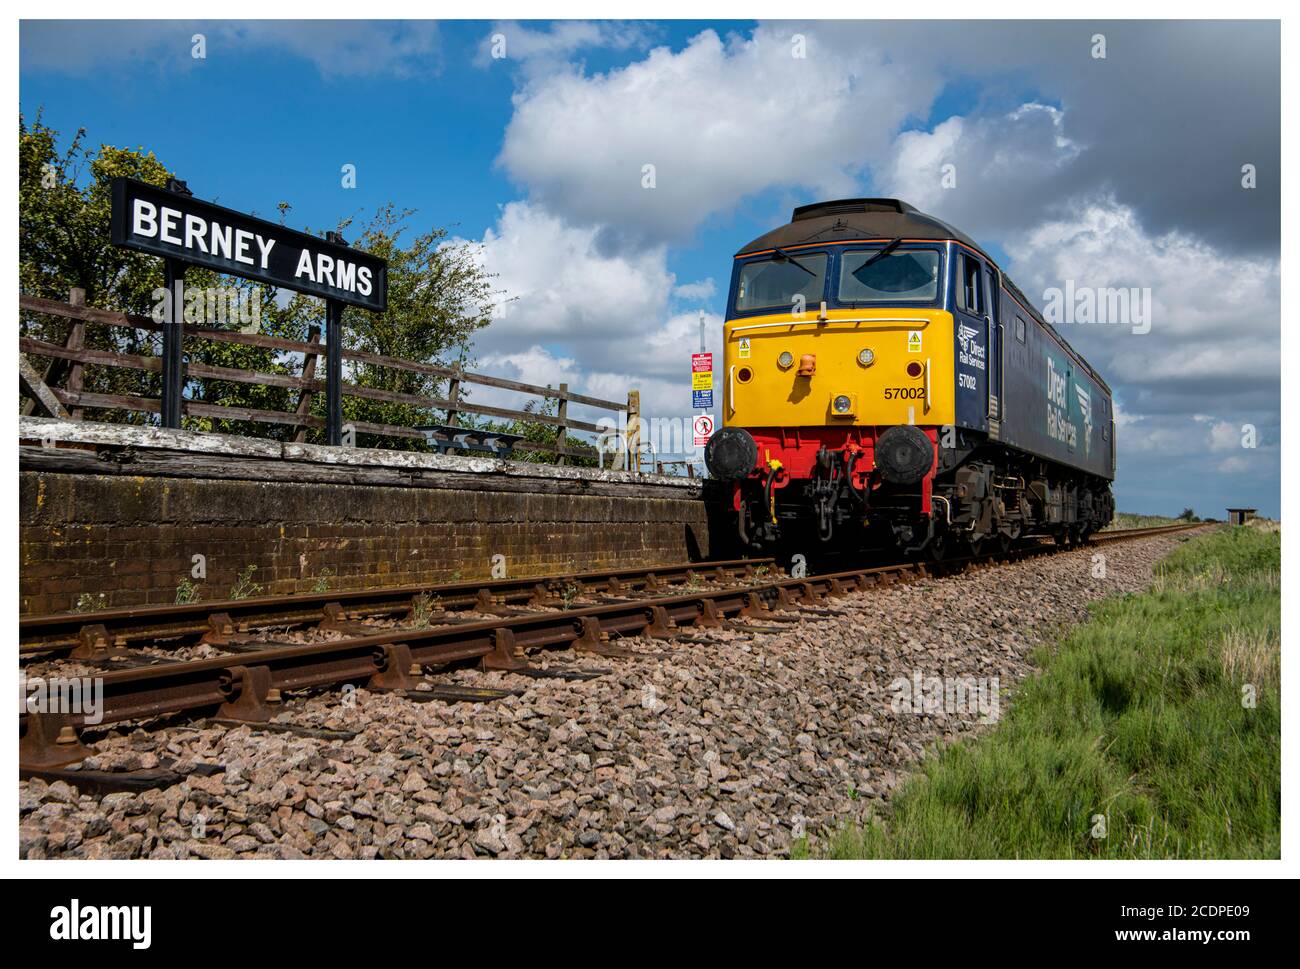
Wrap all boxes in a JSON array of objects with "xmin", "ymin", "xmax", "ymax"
[
  {"xmin": 738, "ymin": 337, "xmax": 751, "ymax": 359},
  {"xmin": 692, "ymin": 371, "xmax": 713, "ymax": 391},
  {"xmin": 908, "ymin": 330, "xmax": 922, "ymax": 353},
  {"xmin": 691, "ymin": 353, "xmax": 713, "ymax": 373},
  {"xmin": 693, "ymin": 414, "xmax": 714, "ymax": 447},
  {"xmin": 692, "ymin": 389, "xmax": 713, "ymax": 409}
]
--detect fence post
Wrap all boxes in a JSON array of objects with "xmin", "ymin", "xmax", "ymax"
[
  {"xmin": 625, "ymin": 390, "xmax": 640, "ymax": 473},
  {"xmin": 555, "ymin": 383, "xmax": 568, "ymax": 465},
  {"xmin": 292, "ymin": 324, "xmax": 322, "ymax": 443},
  {"xmin": 324, "ymin": 300, "xmax": 343, "ymax": 445},
  {"xmin": 445, "ymin": 363, "xmax": 462, "ymax": 426},
  {"xmin": 64, "ymin": 288, "xmax": 86, "ymax": 420}
]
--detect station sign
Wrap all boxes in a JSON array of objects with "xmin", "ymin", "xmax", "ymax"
[
  {"xmin": 691, "ymin": 352, "xmax": 713, "ymax": 394},
  {"xmin": 110, "ymin": 177, "xmax": 388, "ymax": 311}
]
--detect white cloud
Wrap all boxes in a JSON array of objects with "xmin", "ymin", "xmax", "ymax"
[
  {"xmin": 673, "ymin": 278, "xmax": 716, "ymax": 301},
  {"xmin": 882, "ymin": 103, "xmax": 1080, "ymax": 239},
  {"xmin": 464, "ymin": 200, "xmax": 672, "ymax": 355},
  {"xmin": 498, "ymin": 25, "xmax": 941, "ymax": 245},
  {"xmin": 475, "ymin": 21, "xmax": 651, "ymax": 77},
  {"xmin": 1004, "ymin": 198, "xmax": 1279, "ymax": 399},
  {"xmin": 454, "ymin": 203, "xmax": 723, "ymax": 451}
]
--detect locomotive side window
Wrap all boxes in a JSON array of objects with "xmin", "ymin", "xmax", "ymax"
[
  {"xmin": 958, "ymin": 254, "xmax": 982, "ymax": 314},
  {"xmin": 734, "ymin": 252, "xmax": 828, "ymax": 312},
  {"xmin": 838, "ymin": 249, "xmax": 940, "ymax": 303},
  {"xmin": 1015, "ymin": 316, "xmax": 1026, "ymax": 342}
]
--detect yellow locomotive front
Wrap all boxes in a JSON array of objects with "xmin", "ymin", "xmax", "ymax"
[{"xmin": 705, "ymin": 199, "xmax": 959, "ymax": 552}]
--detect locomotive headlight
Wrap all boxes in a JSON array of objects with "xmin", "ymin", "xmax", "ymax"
[
  {"xmin": 857, "ymin": 348, "xmax": 875, "ymax": 367},
  {"xmin": 832, "ymin": 394, "xmax": 853, "ymax": 414},
  {"xmin": 777, "ymin": 351, "xmax": 794, "ymax": 370}
]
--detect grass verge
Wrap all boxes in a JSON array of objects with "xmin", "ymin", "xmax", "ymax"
[{"xmin": 799, "ymin": 525, "xmax": 1280, "ymax": 859}]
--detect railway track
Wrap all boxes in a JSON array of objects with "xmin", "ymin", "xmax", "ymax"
[{"xmin": 19, "ymin": 522, "xmax": 1209, "ymax": 776}]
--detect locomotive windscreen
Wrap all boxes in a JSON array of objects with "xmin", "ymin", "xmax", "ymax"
[
  {"xmin": 839, "ymin": 250, "xmax": 940, "ymax": 303},
  {"xmin": 734, "ymin": 252, "xmax": 827, "ymax": 311}
]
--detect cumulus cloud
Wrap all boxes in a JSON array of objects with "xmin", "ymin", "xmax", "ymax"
[
  {"xmin": 475, "ymin": 21, "xmax": 653, "ymax": 77},
  {"xmin": 498, "ymin": 25, "xmax": 942, "ymax": 246},
  {"xmin": 452, "ymin": 203, "xmax": 724, "ymax": 442},
  {"xmin": 1001, "ymin": 197, "xmax": 1278, "ymax": 514},
  {"xmin": 673, "ymin": 278, "xmax": 716, "ymax": 301},
  {"xmin": 882, "ymin": 103, "xmax": 1081, "ymax": 240},
  {"xmin": 1004, "ymin": 198, "xmax": 1279, "ymax": 414},
  {"xmin": 462, "ymin": 201, "xmax": 673, "ymax": 359}
]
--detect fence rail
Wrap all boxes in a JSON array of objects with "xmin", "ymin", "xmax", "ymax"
[{"xmin": 19, "ymin": 291, "xmax": 636, "ymax": 463}]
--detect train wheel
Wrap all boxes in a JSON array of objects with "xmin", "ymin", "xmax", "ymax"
[{"xmin": 996, "ymin": 532, "xmax": 1013, "ymax": 555}]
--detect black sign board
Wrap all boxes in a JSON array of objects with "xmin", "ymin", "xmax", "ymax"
[{"xmin": 110, "ymin": 177, "xmax": 387, "ymax": 311}]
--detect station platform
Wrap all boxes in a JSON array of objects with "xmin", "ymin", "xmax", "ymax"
[{"xmin": 19, "ymin": 417, "xmax": 714, "ymax": 613}]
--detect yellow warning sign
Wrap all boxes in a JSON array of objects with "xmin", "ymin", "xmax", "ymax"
[
  {"xmin": 692, "ymin": 371, "xmax": 713, "ymax": 391},
  {"xmin": 738, "ymin": 337, "xmax": 751, "ymax": 359},
  {"xmin": 908, "ymin": 330, "xmax": 922, "ymax": 353}
]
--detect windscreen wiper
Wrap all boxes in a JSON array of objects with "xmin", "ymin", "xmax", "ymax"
[
  {"xmin": 854, "ymin": 237, "xmax": 904, "ymax": 274},
  {"xmin": 771, "ymin": 246, "xmax": 817, "ymax": 276}
]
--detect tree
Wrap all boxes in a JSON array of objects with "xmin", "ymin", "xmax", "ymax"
[
  {"xmin": 329, "ymin": 203, "xmax": 499, "ymax": 447},
  {"xmin": 19, "ymin": 114, "xmax": 503, "ymax": 444},
  {"xmin": 1178, "ymin": 507, "xmax": 1198, "ymax": 522}
]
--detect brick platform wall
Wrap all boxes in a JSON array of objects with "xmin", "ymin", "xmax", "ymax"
[{"xmin": 18, "ymin": 420, "xmax": 716, "ymax": 614}]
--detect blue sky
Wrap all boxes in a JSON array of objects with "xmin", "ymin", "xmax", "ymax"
[{"xmin": 20, "ymin": 20, "xmax": 1281, "ymax": 518}]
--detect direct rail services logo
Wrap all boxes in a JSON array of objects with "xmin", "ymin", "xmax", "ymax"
[{"xmin": 49, "ymin": 899, "xmax": 151, "ymax": 950}]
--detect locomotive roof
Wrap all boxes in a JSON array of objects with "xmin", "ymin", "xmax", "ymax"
[
  {"xmin": 735, "ymin": 198, "xmax": 987, "ymax": 257},
  {"xmin": 735, "ymin": 198, "xmax": 1111, "ymax": 395}
]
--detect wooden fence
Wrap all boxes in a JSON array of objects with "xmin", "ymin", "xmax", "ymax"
[{"xmin": 18, "ymin": 290, "xmax": 636, "ymax": 464}]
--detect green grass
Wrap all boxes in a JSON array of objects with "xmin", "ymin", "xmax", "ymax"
[
  {"xmin": 1105, "ymin": 511, "xmax": 1179, "ymax": 530},
  {"xmin": 799, "ymin": 526, "xmax": 1280, "ymax": 859}
]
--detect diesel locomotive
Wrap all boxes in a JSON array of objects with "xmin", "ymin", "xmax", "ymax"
[{"xmin": 704, "ymin": 198, "xmax": 1115, "ymax": 558}]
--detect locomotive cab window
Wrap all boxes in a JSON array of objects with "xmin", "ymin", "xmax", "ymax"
[
  {"xmin": 734, "ymin": 252, "xmax": 828, "ymax": 312},
  {"xmin": 1015, "ymin": 316, "xmax": 1026, "ymax": 342},
  {"xmin": 958, "ymin": 254, "xmax": 982, "ymax": 315},
  {"xmin": 837, "ymin": 248, "xmax": 940, "ymax": 303}
]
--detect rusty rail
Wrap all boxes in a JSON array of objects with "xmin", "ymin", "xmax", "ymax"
[
  {"xmin": 20, "ymin": 558, "xmax": 776, "ymax": 656},
  {"xmin": 18, "ymin": 523, "xmax": 1210, "ymax": 770}
]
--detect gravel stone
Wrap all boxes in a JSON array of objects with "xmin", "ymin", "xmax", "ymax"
[{"xmin": 18, "ymin": 537, "xmax": 1181, "ymax": 859}]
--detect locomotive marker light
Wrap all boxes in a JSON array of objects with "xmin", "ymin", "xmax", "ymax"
[
  {"xmin": 858, "ymin": 348, "xmax": 875, "ymax": 367},
  {"xmin": 110, "ymin": 176, "xmax": 388, "ymax": 443},
  {"xmin": 778, "ymin": 350, "xmax": 795, "ymax": 370}
]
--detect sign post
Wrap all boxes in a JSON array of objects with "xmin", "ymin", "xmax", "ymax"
[
  {"xmin": 110, "ymin": 176, "xmax": 387, "ymax": 442},
  {"xmin": 160, "ymin": 179, "xmax": 193, "ymax": 428},
  {"xmin": 324, "ymin": 231, "xmax": 346, "ymax": 446}
]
